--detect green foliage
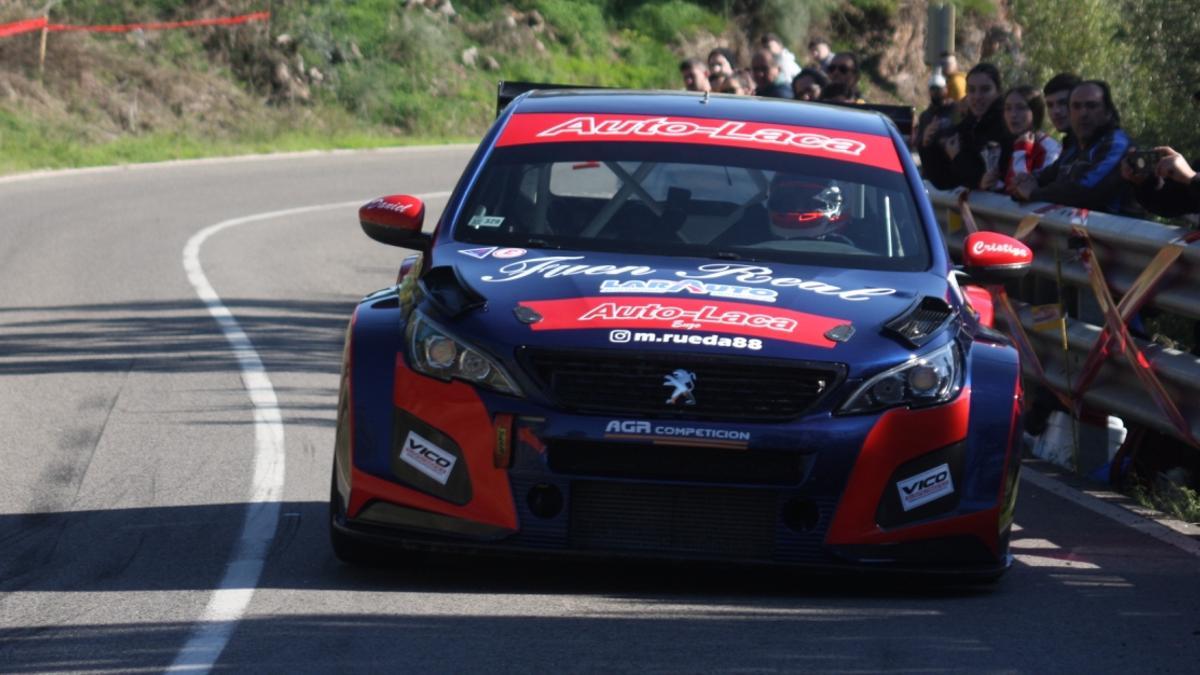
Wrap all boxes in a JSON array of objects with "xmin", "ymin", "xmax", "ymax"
[
  {"xmin": 0, "ymin": 101, "xmax": 420, "ymax": 173},
  {"xmin": 524, "ymin": 0, "xmax": 610, "ymax": 52},
  {"xmin": 50, "ymin": 0, "xmax": 196, "ymax": 23},
  {"xmin": 1122, "ymin": 1, "xmax": 1200, "ymax": 162},
  {"xmin": 1131, "ymin": 480, "xmax": 1200, "ymax": 525},
  {"xmin": 847, "ymin": 0, "xmax": 899, "ymax": 18},
  {"xmin": 1006, "ymin": 1, "xmax": 1136, "ymax": 134},
  {"xmin": 1007, "ymin": 0, "xmax": 1199, "ymax": 165},
  {"xmin": 942, "ymin": 0, "xmax": 996, "ymax": 18},
  {"xmin": 627, "ymin": 1, "xmax": 725, "ymax": 43},
  {"xmin": 730, "ymin": 0, "xmax": 835, "ymax": 48}
]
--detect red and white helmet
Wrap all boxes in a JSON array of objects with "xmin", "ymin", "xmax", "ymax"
[{"xmin": 767, "ymin": 174, "xmax": 846, "ymax": 239}]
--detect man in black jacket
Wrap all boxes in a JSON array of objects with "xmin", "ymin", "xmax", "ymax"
[{"xmin": 1010, "ymin": 80, "xmax": 1132, "ymax": 213}]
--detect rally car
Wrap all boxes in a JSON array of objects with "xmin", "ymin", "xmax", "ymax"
[{"xmin": 329, "ymin": 86, "xmax": 1032, "ymax": 577}]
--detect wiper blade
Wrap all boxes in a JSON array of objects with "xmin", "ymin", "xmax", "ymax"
[
  {"xmin": 713, "ymin": 250, "xmax": 743, "ymax": 260},
  {"xmin": 525, "ymin": 237, "xmax": 561, "ymax": 249}
]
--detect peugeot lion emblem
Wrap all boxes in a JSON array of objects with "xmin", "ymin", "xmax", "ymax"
[{"xmin": 663, "ymin": 369, "xmax": 697, "ymax": 406}]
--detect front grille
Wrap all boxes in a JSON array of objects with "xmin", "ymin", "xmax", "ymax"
[
  {"xmin": 520, "ymin": 348, "xmax": 843, "ymax": 421},
  {"xmin": 570, "ymin": 481, "xmax": 776, "ymax": 559},
  {"xmin": 547, "ymin": 440, "xmax": 810, "ymax": 485}
]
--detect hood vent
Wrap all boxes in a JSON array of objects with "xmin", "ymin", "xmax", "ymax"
[
  {"xmin": 419, "ymin": 265, "xmax": 486, "ymax": 318},
  {"xmin": 883, "ymin": 296, "xmax": 954, "ymax": 348}
]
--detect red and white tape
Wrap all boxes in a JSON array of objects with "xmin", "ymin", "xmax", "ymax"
[{"xmin": 0, "ymin": 11, "xmax": 267, "ymax": 39}]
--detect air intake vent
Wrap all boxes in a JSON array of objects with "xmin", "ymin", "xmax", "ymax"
[{"xmin": 884, "ymin": 296, "xmax": 954, "ymax": 348}]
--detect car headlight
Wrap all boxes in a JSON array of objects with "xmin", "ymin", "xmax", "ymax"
[
  {"xmin": 838, "ymin": 342, "xmax": 961, "ymax": 414},
  {"xmin": 406, "ymin": 311, "xmax": 522, "ymax": 396}
]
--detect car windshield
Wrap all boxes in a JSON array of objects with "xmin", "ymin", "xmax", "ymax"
[{"xmin": 453, "ymin": 140, "xmax": 929, "ymax": 271}]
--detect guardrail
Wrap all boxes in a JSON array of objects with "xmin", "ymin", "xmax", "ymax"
[{"xmin": 926, "ymin": 186, "xmax": 1200, "ymax": 460}]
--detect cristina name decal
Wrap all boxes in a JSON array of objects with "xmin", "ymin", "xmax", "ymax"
[
  {"xmin": 482, "ymin": 257, "xmax": 896, "ymax": 302},
  {"xmin": 517, "ymin": 296, "xmax": 846, "ymax": 348}
]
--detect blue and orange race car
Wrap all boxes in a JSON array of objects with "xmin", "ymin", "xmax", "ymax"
[{"xmin": 329, "ymin": 85, "xmax": 1033, "ymax": 577}]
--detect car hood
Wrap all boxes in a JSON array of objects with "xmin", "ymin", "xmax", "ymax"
[{"xmin": 431, "ymin": 245, "xmax": 956, "ymax": 366}]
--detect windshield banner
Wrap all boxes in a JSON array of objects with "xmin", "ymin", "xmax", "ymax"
[{"xmin": 497, "ymin": 113, "xmax": 902, "ymax": 172}]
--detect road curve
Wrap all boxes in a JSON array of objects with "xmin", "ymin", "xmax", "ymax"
[{"xmin": 1, "ymin": 148, "xmax": 1198, "ymax": 673}]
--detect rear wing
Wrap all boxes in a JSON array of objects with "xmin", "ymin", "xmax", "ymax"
[
  {"xmin": 496, "ymin": 81, "xmax": 608, "ymax": 116},
  {"xmin": 496, "ymin": 80, "xmax": 915, "ymax": 136},
  {"xmin": 820, "ymin": 101, "xmax": 915, "ymax": 137}
]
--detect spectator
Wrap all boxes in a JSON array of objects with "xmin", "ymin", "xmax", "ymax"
[
  {"xmin": 760, "ymin": 33, "xmax": 801, "ymax": 86},
  {"xmin": 912, "ymin": 69, "xmax": 956, "ymax": 148},
  {"xmin": 827, "ymin": 52, "xmax": 864, "ymax": 101},
  {"xmin": 679, "ymin": 58, "xmax": 710, "ymax": 93},
  {"xmin": 750, "ymin": 49, "xmax": 793, "ymax": 99},
  {"xmin": 818, "ymin": 82, "xmax": 856, "ymax": 104},
  {"xmin": 808, "ymin": 37, "xmax": 834, "ymax": 72},
  {"xmin": 984, "ymin": 86, "xmax": 1060, "ymax": 192},
  {"xmin": 1124, "ymin": 147, "xmax": 1200, "ymax": 218},
  {"xmin": 1042, "ymin": 73, "xmax": 1080, "ymax": 143},
  {"xmin": 720, "ymin": 69, "xmax": 755, "ymax": 96},
  {"xmin": 919, "ymin": 63, "xmax": 1010, "ymax": 191},
  {"xmin": 791, "ymin": 67, "xmax": 828, "ymax": 101},
  {"xmin": 707, "ymin": 47, "xmax": 737, "ymax": 92},
  {"xmin": 1010, "ymin": 80, "xmax": 1132, "ymax": 213},
  {"xmin": 940, "ymin": 52, "xmax": 967, "ymax": 102}
]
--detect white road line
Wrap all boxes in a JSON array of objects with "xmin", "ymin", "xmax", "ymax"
[
  {"xmin": 169, "ymin": 194, "xmax": 448, "ymax": 673},
  {"xmin": 1022, "ymin": 466, "xmax": 1200, "ymax": 560}
]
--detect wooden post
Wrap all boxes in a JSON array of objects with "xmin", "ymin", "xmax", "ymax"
[{"xmin": 37, "ymin": 13, "xmax": 48, "ymax": 79}]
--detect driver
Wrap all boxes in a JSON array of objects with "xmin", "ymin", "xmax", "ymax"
[
  {"xmin": 766, "ymin": 174, "xmax": 847, "ymax": 240},
  {"xmin": 715, "ymin": 173, "xmax": 849, "ymax": 246}
]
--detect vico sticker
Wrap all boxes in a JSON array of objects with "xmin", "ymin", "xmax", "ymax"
[
  {"xmin": 400, "ymin": 430, "xmax": 457, "ymax": 485},
  {"xmin": 896, "ymin": 463, "xmax": 954, "ymax": 511}
]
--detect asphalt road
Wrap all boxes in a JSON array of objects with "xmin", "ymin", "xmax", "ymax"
[{"xmin": 1, "ymin": 147, "xmax": 1198, "ymax": 673}]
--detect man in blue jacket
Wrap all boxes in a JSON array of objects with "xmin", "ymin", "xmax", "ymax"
[{"xmin": 1011, "ymin": 80, "xmax": 1132, "ymax": 214}]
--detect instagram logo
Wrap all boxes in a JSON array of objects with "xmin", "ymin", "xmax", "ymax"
[{"xmin": 609, "ymin": 330, "xmax": 631, "ymax": 343}]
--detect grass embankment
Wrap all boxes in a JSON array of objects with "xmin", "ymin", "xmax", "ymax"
[
  {"xmin": 0, "ymin": 107, "xmax": 440, "ymax": 173},
  {"xmin": 0, "ymin": 0, "xmax": 727, "ymax": 173}
]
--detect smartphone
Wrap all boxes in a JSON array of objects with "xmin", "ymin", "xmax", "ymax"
[{"xmin": 1129, "ymin": 149, "xmax": 1160, "ymax": 175}]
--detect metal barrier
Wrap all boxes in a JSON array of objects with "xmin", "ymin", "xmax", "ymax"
[{"xmin": 926, "ymin": 185, "xmax": 1200, "ymax": 455}]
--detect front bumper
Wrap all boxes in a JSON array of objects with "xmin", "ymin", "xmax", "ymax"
[
  {"xmin": 336, "ymin": 384, "xmax": 1012, "ymax": 571},
  {"xmin": 334, "ymin": 356, "xmax": 1018, "ymax": 577}
]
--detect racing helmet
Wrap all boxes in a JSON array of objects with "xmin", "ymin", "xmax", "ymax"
[{"xmin": 766, "ymin": 174, "xmax": 846, "ymax": 239}]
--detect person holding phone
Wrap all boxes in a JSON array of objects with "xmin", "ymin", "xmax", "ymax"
[
  {"xmin": 1124, "ymin": 146, "xmax": 1200, "ymax": 218},
  {"xmin": 919, "ymin": 63, "xmax": 1010, "ymax": 191}
]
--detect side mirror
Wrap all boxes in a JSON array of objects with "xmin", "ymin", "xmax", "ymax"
[
  {"xmin": 359, "ymin": 195, "xmax": 431, "ymax": 252},
  {"xmin": 962, "ymin": 231, "xmax": 1032, "ymax": 285}
]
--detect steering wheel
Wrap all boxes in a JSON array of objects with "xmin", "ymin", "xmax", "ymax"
[{"xmin": 819, "ymin": 232, "xmax": 857, "ymax": 247}]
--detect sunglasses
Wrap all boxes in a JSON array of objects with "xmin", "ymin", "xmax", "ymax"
[{"xmin": 829, "ymin": 64, "xmax": 854, "ymax": 73}]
